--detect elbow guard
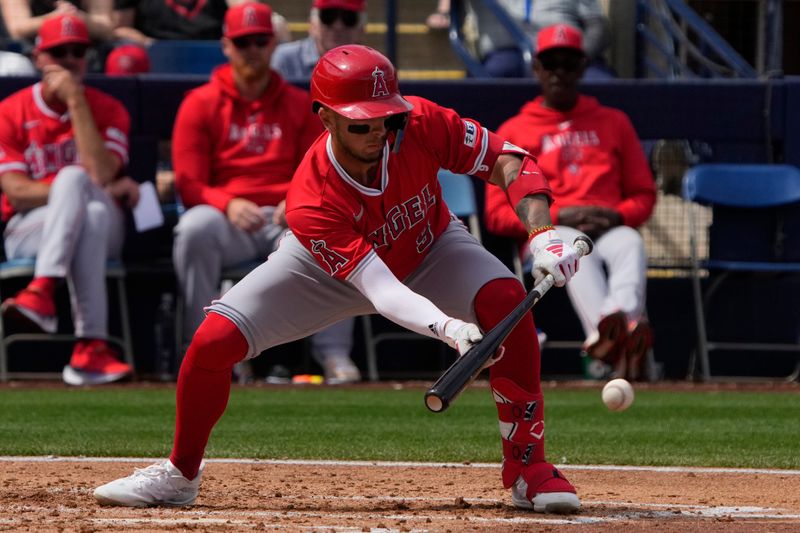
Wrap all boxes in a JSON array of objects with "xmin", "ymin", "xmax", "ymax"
[{"xmin": 506, "ymin": 155, "xmax": 553, "ymax": 208}]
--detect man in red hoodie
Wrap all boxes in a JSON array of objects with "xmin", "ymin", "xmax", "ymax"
[
  {"xmin": 171, "ymin": 1, "xmax": 360, "ymax": 384},
  {"xmin": 485, "ymin": 24, "xmax": 657, "ymax": 380}
]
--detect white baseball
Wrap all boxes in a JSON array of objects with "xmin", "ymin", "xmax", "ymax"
[{"xmin": 602, "ymin": 378, "xmax": 634, "ymax": 411}]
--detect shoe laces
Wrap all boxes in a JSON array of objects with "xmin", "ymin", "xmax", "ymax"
[{"xmin": 131, "ymin": 462, "xmax": 179, "ymax": 492}]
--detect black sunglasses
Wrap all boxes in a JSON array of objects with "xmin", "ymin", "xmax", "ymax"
[
  {"xmin": 319, "ymin": 8, "xmax": 359, "ymax": 28},
  {"xmin": 232, "ymin": 34, "xmax": 271, "ymax": 49},
  {"xmin": 538, "ymin": 53, "xmax": 584, "ymax": 72},
  {"xmin": 47, "ymin": 45, "xmax": 88, "ymax": 59},
  {"xmin": 347, "ymin": 113, "xmax": 408, "ymax": 134}
]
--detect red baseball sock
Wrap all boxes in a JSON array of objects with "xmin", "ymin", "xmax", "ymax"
[
  {"xmin": 28, "ymin": 276, "xmax": 58, "ymax": 298},
  {"xmin": 474, "ymin": 278, "xmax": 540, "ymax": 394},
  {"xmin": 170, "ymin": 313, "xmax": 248, "ymax": 480}
]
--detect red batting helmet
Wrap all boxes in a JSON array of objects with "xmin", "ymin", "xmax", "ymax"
[{"xmin": 310, "ymin": 44, "xmax": 413, "ymax": 120}]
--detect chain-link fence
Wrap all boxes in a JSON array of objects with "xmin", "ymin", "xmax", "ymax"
[{"xmin": 642, "ymin": 139, "xmax": 711, "ymax": 273}]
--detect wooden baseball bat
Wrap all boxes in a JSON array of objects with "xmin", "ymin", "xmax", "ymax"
[{"xmin": 424, "ymin": 236, "xmax": 593, "ymax": 413}]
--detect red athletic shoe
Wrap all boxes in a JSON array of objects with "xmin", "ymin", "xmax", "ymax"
[
  {"xmin": 1, "ymin": 287, "xmax": 57, "ymax": 333},
  {"xmin": 62, "ymin": 339, "xmax": 132, "ymax": 386},
  {"xmin": 625, "ymin": 319, "xmax": 654, "ymax": 381},
  {"xmin": 511, "ymin": 462, "xmax": 580, "ymax": 513}
]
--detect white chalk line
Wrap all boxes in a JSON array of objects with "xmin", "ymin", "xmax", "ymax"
[
  {"xmin": 2, "ymin": 497, "xmax": 799, "ymax": 529},
  {"xmin": 1, "ymin": 455, "xmax": 798, "ymax": 476},
  {"xmin": 40, "ymin": 487, "xmax": 800, "ymax": 516}
]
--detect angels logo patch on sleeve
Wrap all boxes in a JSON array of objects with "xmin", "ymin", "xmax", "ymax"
[{"xmin": 311, "ymin": 239, "xmax": 349, "ymax": 275}]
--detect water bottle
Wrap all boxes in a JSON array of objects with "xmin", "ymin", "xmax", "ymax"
[{"xmin": 154, "ymin": 293, "xmax": 176, "ymax": 381}]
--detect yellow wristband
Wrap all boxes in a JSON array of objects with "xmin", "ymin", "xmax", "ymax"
[{"xmin": 527, "ymin": 224, "xmax": 554, "ymax": 239}]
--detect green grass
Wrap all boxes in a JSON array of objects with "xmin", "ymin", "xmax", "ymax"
[{"xmin": 0, "ymin": 386, "xmax": 798, "ymax": 469}]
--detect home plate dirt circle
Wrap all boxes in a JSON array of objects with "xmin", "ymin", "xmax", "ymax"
[{"xmin": 1, "ymin": 457, "xmax": 799, "ymax": 531}]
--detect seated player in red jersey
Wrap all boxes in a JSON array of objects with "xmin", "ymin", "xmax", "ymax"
[{"xmin": 0, "ymin": 14, "xmax": 139, "ymax": 386}]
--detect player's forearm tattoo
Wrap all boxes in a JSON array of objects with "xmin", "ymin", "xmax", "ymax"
[
  {"xmin": 504, "ymin": 165, "xmax": 519, "ymax": 188},
  {"xmin": 515, "ymin": 196, "xmax": 550, "ymax": 232}
]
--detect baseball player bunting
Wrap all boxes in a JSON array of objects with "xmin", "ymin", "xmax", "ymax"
[{"xmin": 93, "ymin": 43, "xmax": 582, "ymax": 515}]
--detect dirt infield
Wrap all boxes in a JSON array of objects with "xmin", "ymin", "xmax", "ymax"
[{"xmin": 1, "ymin": 458, "xmax": 799, "ymax": 532}]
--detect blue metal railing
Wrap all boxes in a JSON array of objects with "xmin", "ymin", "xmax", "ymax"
[
  {"xmin": 447, "ymin": 0, "xmax": 535, "ymax": 78},
  {"xmin": 636, "ymin": 0, "xmax": 759, "ymax": 79}
]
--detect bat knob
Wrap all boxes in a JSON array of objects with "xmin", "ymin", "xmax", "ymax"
[{"xmin": 573, "ymin": 235, "xmax": 594, "ymax": 256}]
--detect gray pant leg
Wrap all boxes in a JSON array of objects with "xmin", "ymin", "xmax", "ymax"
[
  {"xmin": 3, "ymin": 208, "xmax": 47, "ymax": 260},
  {"xmin": 404, "ymin": 222, "xmax": 517, "ymax": 323},
  {"xmin": 173, "ymin": 205, "xmax": 284, "ymax": 344},
  {"xmin": 2, "ymin": 165, "xmax": 125, "ymax": 338},
  {"xmin": 65, "ymin": 179, "xmax": 125, "ymax": 338},
  {"xmin": 208, "ymin": 233, "xmax": 373, "ymax": 359}
]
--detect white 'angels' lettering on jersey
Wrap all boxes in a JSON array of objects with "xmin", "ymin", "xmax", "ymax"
[
  {"xmin": 311, "ymin": 239, "xmax": 349, "ymax": 275},
  {"xmin": 229, "ymin": 122, "xmax": 283, "ymax": 153},
  {"xmin": 540, "ymin": 130, "xmax": 600, "ymax": 154},
  {"xmin": 24, "ymin": 139, "xmax": 78, "ymax": 180},
  {"xmin": 367, "ymin": 183, "xmax": 436, "ymax": 250}
]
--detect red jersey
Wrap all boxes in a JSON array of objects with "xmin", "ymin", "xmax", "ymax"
[
  {"xmin": 0, "ymin": 83, "xmax": 130, "ymax": 221},
  {"xmin": 486, "ymin": 95, "xmax": 656, "ymax": 240},
  {"xmin": 286, "ymin": 96, "xmax": 504, "ymax": 281},
  {"xmin": 172, "ymin": 65, "xmax": 324, "ymax": 212}
]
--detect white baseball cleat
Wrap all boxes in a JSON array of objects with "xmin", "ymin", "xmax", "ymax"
[{"xmin": 94, "ymin": 460, "xmax": 203, "ymax": 507}]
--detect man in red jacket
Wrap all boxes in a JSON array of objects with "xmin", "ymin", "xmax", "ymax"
[
  {"xmin": 485, "ymin": 24, "xmax": 657, "ymax": 380},
  {"xmin": 171, "ymin": 1, "xmax": 360, "ymax": 384}
]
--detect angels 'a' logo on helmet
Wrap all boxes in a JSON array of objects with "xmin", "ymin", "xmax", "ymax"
[{"xmin": 371, "ymin": 66, "xmax": 390, "ymax": 98}]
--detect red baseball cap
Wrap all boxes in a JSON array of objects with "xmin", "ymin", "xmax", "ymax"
[
  {"xmin": 224, "ymin": 2, "xmax": 273, "ymax": 39},
  {"xmin": 36, "ymin": 14, "xmax": 90, "ymax": 51},
  {"xmin": 536, "ymin": 24, "xmax": 584, "ymax": 56},
  {"xmin": 105, "ymin": 44, "xmax": 150, "ymax": 75},
  {"xmin": 313, "ymin": 0, "xmax": 366, "ymax": 12}
]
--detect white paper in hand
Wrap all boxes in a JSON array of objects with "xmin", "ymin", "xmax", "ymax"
[{"xmin": 132, "ymin": 181, "xmax": 165, "ymax": 232}]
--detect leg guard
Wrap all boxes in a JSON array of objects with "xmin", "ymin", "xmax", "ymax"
[{"xmin": 492, "ymin": 377, "xmax": 580, "ymax": 513}]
